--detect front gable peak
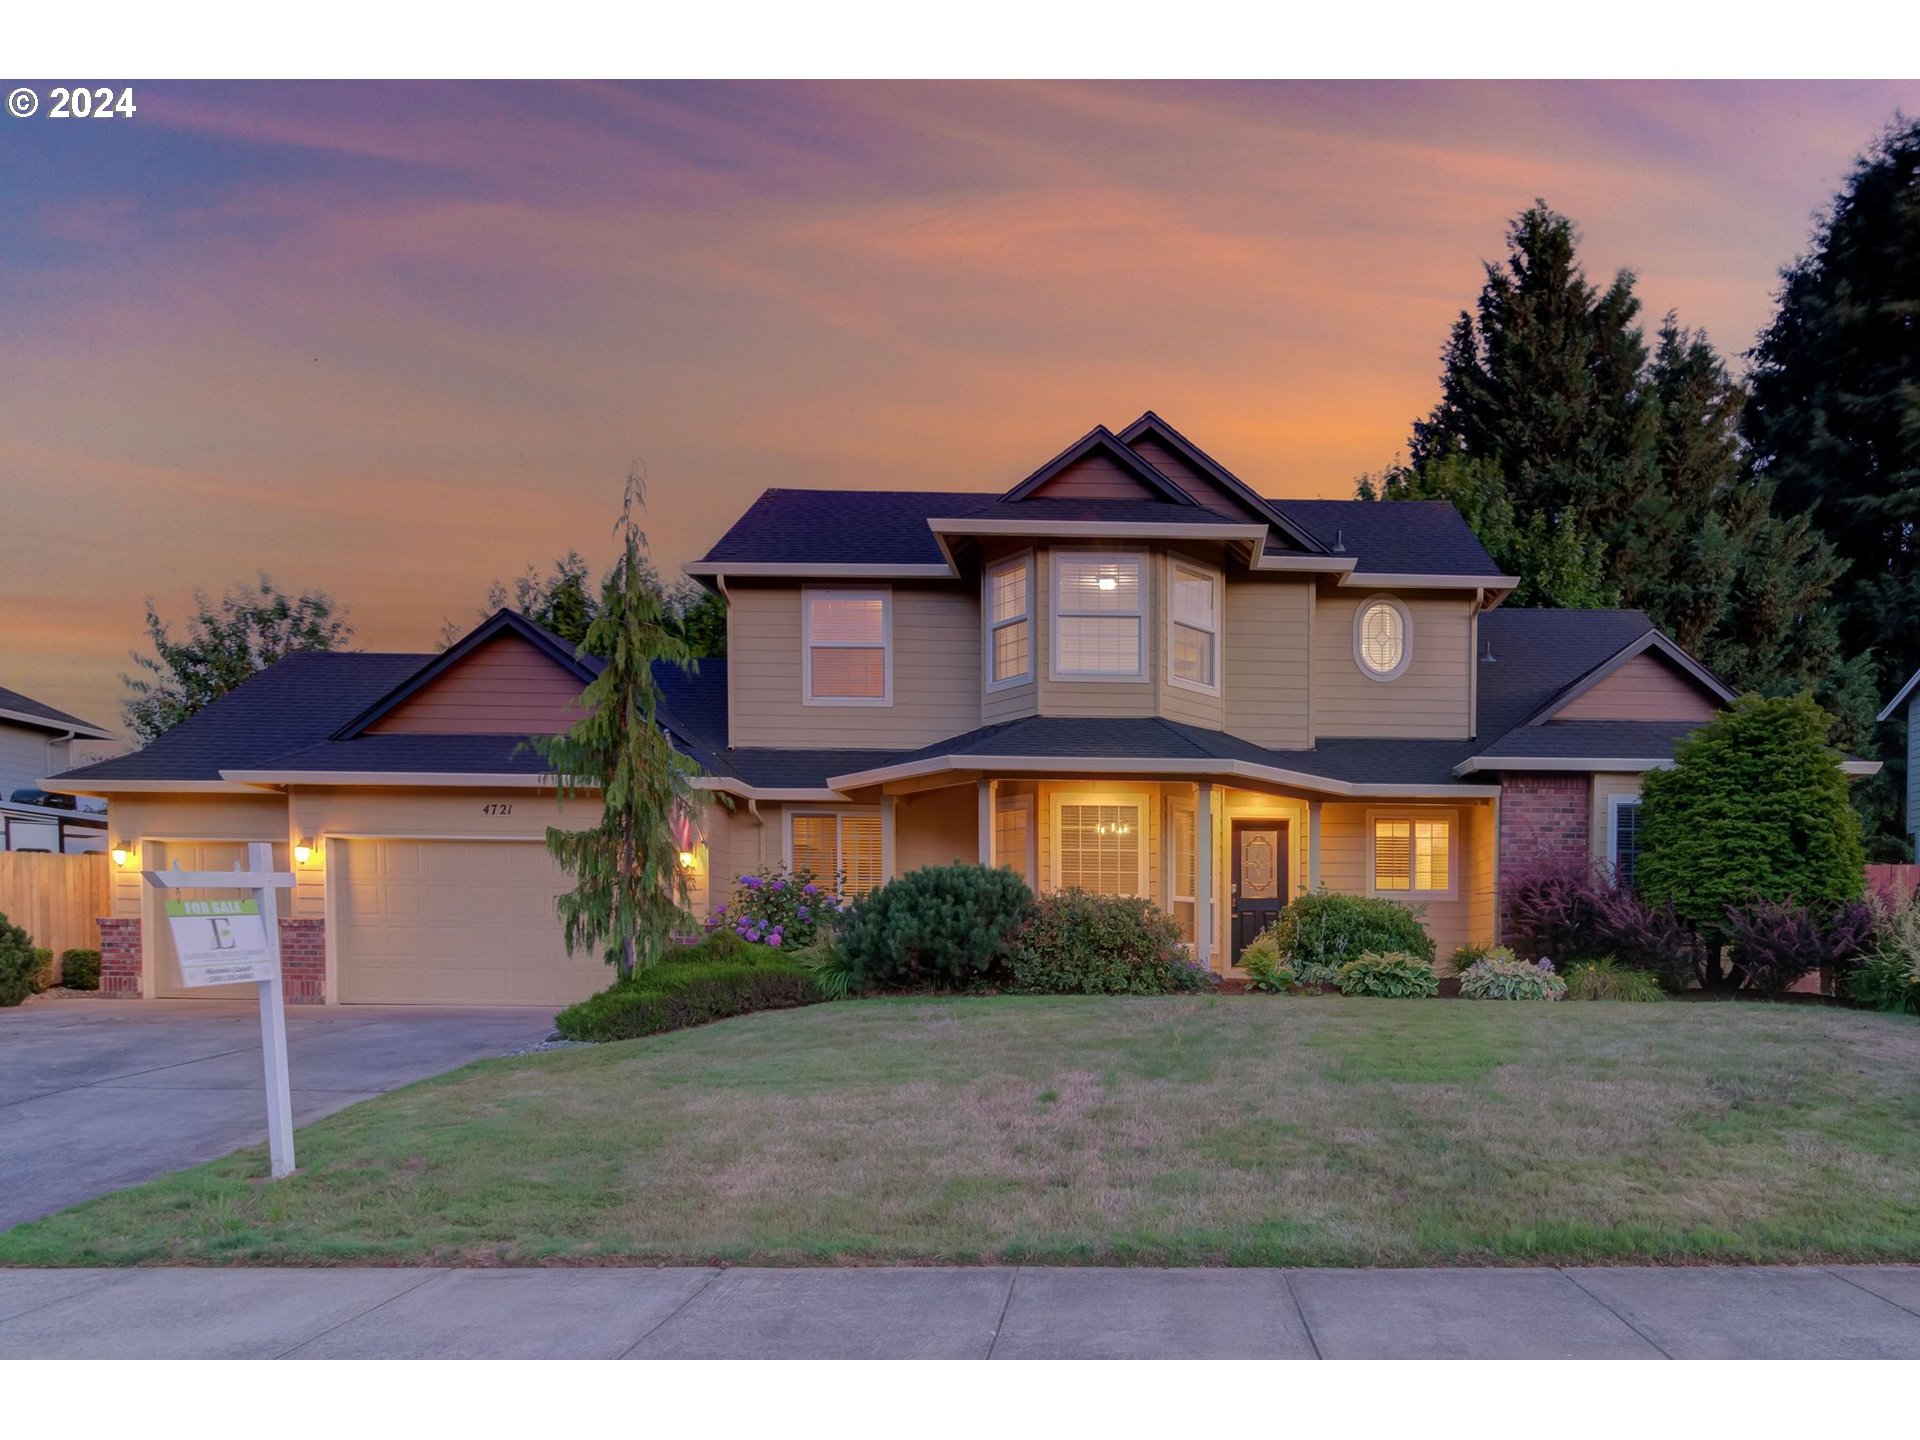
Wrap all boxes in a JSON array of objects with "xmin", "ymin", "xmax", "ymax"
[{"xmin": 1000, "ymin": 425, "xmax": 1198, "ymax": 507}]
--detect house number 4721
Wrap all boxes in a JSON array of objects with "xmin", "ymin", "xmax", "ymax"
[{"xmin": 482, "ymin": 802, "xmax": 514, "ymax": 816}]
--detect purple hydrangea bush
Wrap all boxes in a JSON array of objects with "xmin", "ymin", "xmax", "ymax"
[{"xmin": 705, "ymin": 867, "xmax": 848, "ymax": 950}]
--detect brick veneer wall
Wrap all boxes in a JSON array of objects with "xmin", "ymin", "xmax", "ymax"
[
  {"xmin": 97, "ymin": 917, "xmax": 141, "ymax": 997},
  {"xmin": 279, "ymin": 918, "xmax": 326, "ymax": 1004},
  {"xmin": 1498, "ymin": 773, "xmax": 1591, "ymax": 887}
]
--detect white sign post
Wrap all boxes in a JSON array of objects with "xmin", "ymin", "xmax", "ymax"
[{"xmin": 147, "ymin": 841, "xmax": 297, "ymax": 1178}]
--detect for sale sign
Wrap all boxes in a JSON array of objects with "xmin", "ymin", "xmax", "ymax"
[{"xmin": 165, "ymin": 897, "xmax": 276, "ymax": 987}]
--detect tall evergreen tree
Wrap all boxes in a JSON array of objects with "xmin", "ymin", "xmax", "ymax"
[
  {"xmin": 533, "ymin": 474, "xmax": 697, "ymax": 984},
  {"xmin": 1746, "ymin": 117, "xmax": 1920, "ymax": 682}
]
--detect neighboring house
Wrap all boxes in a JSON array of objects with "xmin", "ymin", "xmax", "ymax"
[
  {"xmin": 51, "ymin": 413, "xmax": 1788, "ymax": 1006},
  {"xmin": 0, "ymin": 684, "xmax": 113, "ymax": 853},
  {"xmin": 1878, "ymin": 669, "xmax": 1919, "ymax": 861}
]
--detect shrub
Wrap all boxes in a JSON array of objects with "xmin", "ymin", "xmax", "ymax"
[
  {"xmin": 29, "ymin": 947, "xmax": 54, "ymax": 994},
  {"xmin": 1267, "ymin": 890, "xmax": 1434, "ymax": 975},
  {"xmin": 1242, "ymin": 949, "xmax": 1296, "ymax": 994},
  {"xmin": 1504, "ymin": 859, "xmax": 1702, "ymax": 990},
  {"xmin": 1847, "ymin": 899, "xmax": 1920, "ymax": 1015},
  {"xmin": 1723, "ymin": 897, "xmax": 1875, "ymax": 997},
  {"xmin": 790, "ymin": 933, "xmax": 861, "ymax": 1000},
  {"xmin": 1502, "ymin": 858, "xmax": 1608, "ymax": 964},
  {"xmin": 838, "ymin": 864, "xmax": 1034, "ymax": 989},
  {"xmin": 0, "ymin": 912, "xmax": 34, "ymax": 1008},
  {"xmin": 1336, "ymin": 950, "xmax": 1439, "ymax": 998},
  {"xmin": 60, "ymin": 948, "xmax": 102, "ymax": 991},
  {"xmin": 1638, "ymin": 694, "xmax": 1865, "ymax": 942},
  {"xmin": 1459, "ymin": 951, "xmax": 1566, "ymax": 1001},
  {"xmin": 1009, "ymin": 890, "xmax": 1208, "ymax": 995},
  {"xmin": 1447, "ymin": 941, "xmax": 1499, "ymax": 978},
  {"xmin": 706, "ymin": 866, "xmax": 847, "ymax": 951},
  {"xmin": 554, "ymin": 956, "xmax": 822, "ymax": 1042},
  {"xmin": 1565, "ymin": 957, "xmax": 1664, "ymax": 1002}
]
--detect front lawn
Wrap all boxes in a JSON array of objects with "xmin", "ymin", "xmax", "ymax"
[{"xmin": 4, "ymin": 996, "xmax": 1918, "ymax": 1267}]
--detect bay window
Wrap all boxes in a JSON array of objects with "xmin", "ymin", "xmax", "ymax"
[
  {"xmin": 986, "ymin": 555, "xmax": 1032, "ymax": 688},
  {"xmin": 1168, "ymin": 560, "xmax": 1220, "ymax": 693},
  {"xmin": 1053, "ymin": 552, "xmax": 1145, "ymax": 679}
]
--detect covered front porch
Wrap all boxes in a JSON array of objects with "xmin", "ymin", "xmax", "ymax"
[{"xmin": 844, "ymin": 770, "xmax": 1499, "ymax": 973}]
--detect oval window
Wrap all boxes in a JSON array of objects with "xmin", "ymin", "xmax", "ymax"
[{"xmin": 1355, "ymin": 597, "xmax": 1409, "ymax": 680}]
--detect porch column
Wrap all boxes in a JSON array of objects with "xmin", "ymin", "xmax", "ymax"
[
  {"xmin": 1195, "ymin": 782, "xmax": 1214, "ymax": 969},
  {"xmin": 1308, "ymin": 800, "xmax": 1322, "ymax": 892},
  {"xmin": 978, "ymin": 778, "xmax": 994, "ymax": 866},
  {"xmin": 880, "ymin": 794, "xmax": 897, "ymax": 881}
]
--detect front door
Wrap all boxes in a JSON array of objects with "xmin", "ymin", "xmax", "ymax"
[{"xmin": 1230, "ymin": 820, "xmax": 1288, "ymax": 962}]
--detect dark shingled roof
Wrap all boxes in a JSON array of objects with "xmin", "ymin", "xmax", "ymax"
[
  {"xmin": 54, "ymin": 653, "xmax": 430, "ymax": 782},
  {"xmin": 702, "ymin": 490, "xmax": 977, "ymax": 567},
  {"xmin": 1265, "ymin": 499, "xmax": 1507, "ymax": 578},
  {"xmin": 0, "ymin": 684, "xmax": 109, "ymax": 737},
  {"xmin": 49, "ymin": 602, "xmax": 1720, "ymax": 793}
]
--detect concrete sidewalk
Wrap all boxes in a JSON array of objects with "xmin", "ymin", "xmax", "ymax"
[{"xmin": 1, "ymin": 1264, "xmax": 1917, "ymax": 1358}]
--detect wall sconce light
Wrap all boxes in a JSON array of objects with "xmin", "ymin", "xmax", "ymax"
[
  {"xmin": 111, "ymin": 843, "xmax": 132, "ymax": 868},
  {"xmin": 678, "ymin": 849, "xmax": 697, "ymax": 871},
  {"xmin": 294, "ymin": 838, "xmax": 314, "ymax": 865}
]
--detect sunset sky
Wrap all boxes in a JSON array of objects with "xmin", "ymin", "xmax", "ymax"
[{"xmin": 4, "ymin": 79, "xmax": 1916, "ymax": 739}]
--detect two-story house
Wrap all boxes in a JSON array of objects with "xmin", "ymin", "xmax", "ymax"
[
  {"xmin": 1, "ymin": 684, "xmax": 113, "ymax": 853},
  {"xmin": 51, "ymin": 414, "xmax": 1743, "ymax": 1006}
]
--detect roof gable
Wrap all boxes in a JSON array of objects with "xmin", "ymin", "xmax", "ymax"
[
  {"xmin": 999, "ymin": 425, "xmax": 1196, "ymax": 507},
  {"xmin": 1879, "ymin": 668, "xmax": 1920, "ymax": 723},
  {"xmin": 1522, "ymin": 629, "xmax": 1734, "ymax": 728},
  {"xmin": 1117, "ymin": 411, "xmax": 1326, "ymax": 553},
  {"xmin": 334, "ymin": 610, "xmax": 596, "ymax": 740}
]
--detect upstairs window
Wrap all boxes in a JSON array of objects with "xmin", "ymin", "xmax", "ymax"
[
  {"xmin": 1372, "ymin": 816, "xmax": 1452, "ymax": 895},
  {"xmin": 804, "ymin": 590, "xmax": 890, "ymax": 704},
  {"xmin": 1355, "ymin": 595, "xmax": 1411, "ymax": 681},
  {"xmin": 986, "ymin": 555, "xmax": 1032, "ymax": 688},
  {"xmin": 1168, "ymin": 561, "xmax": 1221, "ymax": 693},
  {"xmin": 1054, "ymin": 552, "xmax": 1145, "ymax": 678}
]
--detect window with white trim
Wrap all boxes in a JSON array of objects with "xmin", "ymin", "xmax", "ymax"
[
  {"xmin": 1055, "ymin": 799, "xmax": 1143, "ymax": 896},
  {"xmin": 1168, "ymin": 561, "xmax": 1220, "ymax": 692},
  {"xmin": 789, "ymin": 811, "xmax": 884, "ymax": 897},
  {"xmin": 1053, "ymin": 552, "xmax": 1145, "ymax": 678},
  {"xmin": 986, "ymin": 556, "xmax": 1032, "ymax": 688},
  {"xmin": 1609, "ymin": 796, "xmax": 1644, "ymax": 891},
  {"xmin": 1372, "ymin": 817, "xmax": 1451, "ymax": 894},
  {"xmin": 1355, "ymin": 595, "xmax": 1411, "ymax": 681},
  {"xmin": 804, "ymin": 590, "xmax": 890, "ymax": 704}
]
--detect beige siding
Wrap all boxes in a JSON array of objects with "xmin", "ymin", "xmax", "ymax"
[
  {"xmin": 729, "ymin": 583, "xmax": 981, "ymax": 748},
  {"xmin": 111, "ymin": 792, "xmax": 293, "ymax": 920},
  {"xmin": 1313, "ymin": 592, "xmax": 1473, "ymax": 738},
  {"xmin": 894, "ymin": 782, "xmax": 979, "ymax": 874},
  {"xmin": 366, "ymin": 633, "xmax": 586, "ymax": 735},
  {"xmin": 1319, "ymin": 801, "xmax": 1474, "ymax": 962},
  {"xmin": 1554, "ymin": 653, "xmax": 1719, "ymax": 723},
  {"xmin": 1466, "ymin": 800, "xmax": 1497, "ymax": 959},
  {"xmin": 1223, "ymin": 579, "xmax": 1313, "ymax": 748}
]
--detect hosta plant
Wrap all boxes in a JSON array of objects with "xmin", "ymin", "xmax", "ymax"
[
  {"xmin": 1459, "ymin": 951, "xmax": 1566, "ymax": 1001},
  {"xmin": 1336, "ymin": 950, "xmax": 1438, "ymax": 999}
]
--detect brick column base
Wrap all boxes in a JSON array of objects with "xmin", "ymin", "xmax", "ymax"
[
  {"xmin": 279, "ymin": 918, "xmax": 326, "ymax": 1004},
  {"xmin": 97, "ymin": 917, "xmax": 142, "ymax": 997}
]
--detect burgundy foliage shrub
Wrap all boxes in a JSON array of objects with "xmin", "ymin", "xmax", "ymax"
[{"xmin": 1723, "ymin": 897, "xmax": 1875, "ymax": 996}]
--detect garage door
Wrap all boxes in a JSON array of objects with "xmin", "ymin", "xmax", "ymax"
[
  {"xmin": 152, "ymin": 840, "xmax": 288, "ymax": 1000},
  {"xmin": 334, "ymin": 840, "xmax": 611, "ymax": 1005}
]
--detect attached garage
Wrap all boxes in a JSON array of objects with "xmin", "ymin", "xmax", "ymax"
[{"xmin": 332, "ymin": 839, "xmax": 610, "ymax": 1006}]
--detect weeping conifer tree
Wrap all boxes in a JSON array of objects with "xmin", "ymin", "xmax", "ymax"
[{"xmin": 534, "ymin": 470, "xmax": 698, "ymax": 984}]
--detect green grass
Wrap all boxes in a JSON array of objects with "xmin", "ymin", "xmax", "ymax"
[{"xmin": 4, "ymin": 996, "xmax": 1919, "ymax": 1268}]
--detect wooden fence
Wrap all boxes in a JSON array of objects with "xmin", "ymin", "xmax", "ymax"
[
  {"xmin": 1867, "ymin": 864, "xmax": 1920, "ymax": 910},
  {"xmin": 0, "ymin": 851, "xmax": 110, "ymax": 966}
]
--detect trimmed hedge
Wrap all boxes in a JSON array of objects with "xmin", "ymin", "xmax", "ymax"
[
  {"xmin": 29, "ymin": 947, "xmax": 54, "ymax": 994},
  {"xmin": 1008, "ymin": 889, "xmax": 1209, "ymax": 995},
  {"xmin": 555, "ymin": 954, "xmax": 822, "ymax": 1042},
  {"xmin": 60, "ymin": 949, "xmax": 102, "ymax": 992},
  {"xmin": 838, "ymin": 864, "xmax": 1034, "ymax": 989}
]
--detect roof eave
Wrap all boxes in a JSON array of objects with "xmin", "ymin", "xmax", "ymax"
[
  {"xmin": 44, "ymin": 778, "xmax": 283, "ymax": 795},
  {"xmin": 0, "ymin": 707, "xmax": 117, "ymax": 740},
  {"xmin": 1878, "ymin": 670, "xmax": 1920, "ymax": 722},
  {"xmin": 826, "ymin": 752, "xmax": 1495, "ymax": 799},
  {"xmin": 682, "ymin": 561, "xmax": 957, "ymax": 580}
]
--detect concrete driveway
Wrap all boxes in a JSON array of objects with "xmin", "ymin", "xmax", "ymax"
[{"xmin": 0, "ymin": 998, "xmax": 555, "ymax": 1230}]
